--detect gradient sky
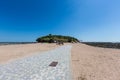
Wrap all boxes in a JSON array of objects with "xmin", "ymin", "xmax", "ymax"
[{"xmin": 0, "ymin": 0, "xmax": 120, "ymax": 42}]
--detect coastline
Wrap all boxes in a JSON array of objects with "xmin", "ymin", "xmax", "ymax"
[{"xmin": 0, "ymin": 42, "xmax": 36, "ymax": 46}]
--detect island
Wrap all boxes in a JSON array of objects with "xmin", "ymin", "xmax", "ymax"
[{"xmin": 36, "ymin": 34, "xmax": 80, "ymax": 43}]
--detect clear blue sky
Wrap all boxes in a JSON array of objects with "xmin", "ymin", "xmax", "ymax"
[{"xmin": 0, "ymin": 0, "xmax": 120, "ymax": 42}]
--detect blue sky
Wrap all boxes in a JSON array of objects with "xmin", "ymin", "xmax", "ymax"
[{"xmin": 0, "ymin": 0, "xmax": 120, "ymax": 42}]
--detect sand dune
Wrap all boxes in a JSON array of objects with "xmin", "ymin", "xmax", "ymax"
[{"xmin": 72, "ymin": 43, "xmax": 120, "ymax": 80}]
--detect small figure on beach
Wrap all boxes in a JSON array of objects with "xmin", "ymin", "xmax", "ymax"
[{"xmin": 56, "ymin": 41, "xmax": 64, "ymax": 45}]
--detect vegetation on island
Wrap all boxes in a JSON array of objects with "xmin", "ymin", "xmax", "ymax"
[{"xmin": 36, "ymin": 34, "xmax": 80, "ymax": 43}]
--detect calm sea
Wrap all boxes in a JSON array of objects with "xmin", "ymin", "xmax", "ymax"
[{"xmin": 0, "ymin": 42, "xmax": 36, "ymax": 46}]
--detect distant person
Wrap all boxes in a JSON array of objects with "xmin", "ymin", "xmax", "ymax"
[{"xmin": 56, "ymin": 41, "xmax": 64, "ymax": 45}]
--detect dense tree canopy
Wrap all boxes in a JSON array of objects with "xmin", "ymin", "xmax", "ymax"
[{"xmin": 36, "ymin": 34, "xmax": 80, "ymax": 43}]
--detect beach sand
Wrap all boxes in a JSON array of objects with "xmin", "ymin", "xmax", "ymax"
[
  {"xmin": 0, "ymin": 45, "xmax": 72, "ymax": 80},
  {"xmin": 0, "ymin": 43, "xmax": 58, "ymax": 64},
  {"xmin": 1, "ymin": 43, "xmax": 120, "ymax": 80},
  {"xmin": 71, "ymin": 43, "xmax": 120, "ymax": 80}
]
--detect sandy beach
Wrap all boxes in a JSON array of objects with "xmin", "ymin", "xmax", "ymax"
[
  {"xmin": 0, "ymin": 45, "xmax": 72, "ymax": 80},
  {"xmin": 0, "ymin": 43, "xmax": 120, "ymax": 80},
  {"xmin": 72, "ymin": 43, "xmax": 120, "ymax": 80},
  {"xmin": 0, "ymin": 43, "xmax": 58, "ymax": 64}
]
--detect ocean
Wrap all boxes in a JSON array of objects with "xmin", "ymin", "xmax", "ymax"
[{"xmin": 0, "ymin": 42, "xmax": 36, "ymax": 46}]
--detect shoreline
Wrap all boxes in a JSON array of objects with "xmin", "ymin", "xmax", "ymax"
[{"xmin": 0, "ymin": 42, "xmax": 36, "ymax": 46}]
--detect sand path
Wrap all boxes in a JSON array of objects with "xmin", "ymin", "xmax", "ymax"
[
  {"xmin": 0, "ymin": 45, "xmax": 72, "ymax": 80},
  {"xmin": 1, "ymin": 43, "xmax": 120, "ymax": 80}
]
